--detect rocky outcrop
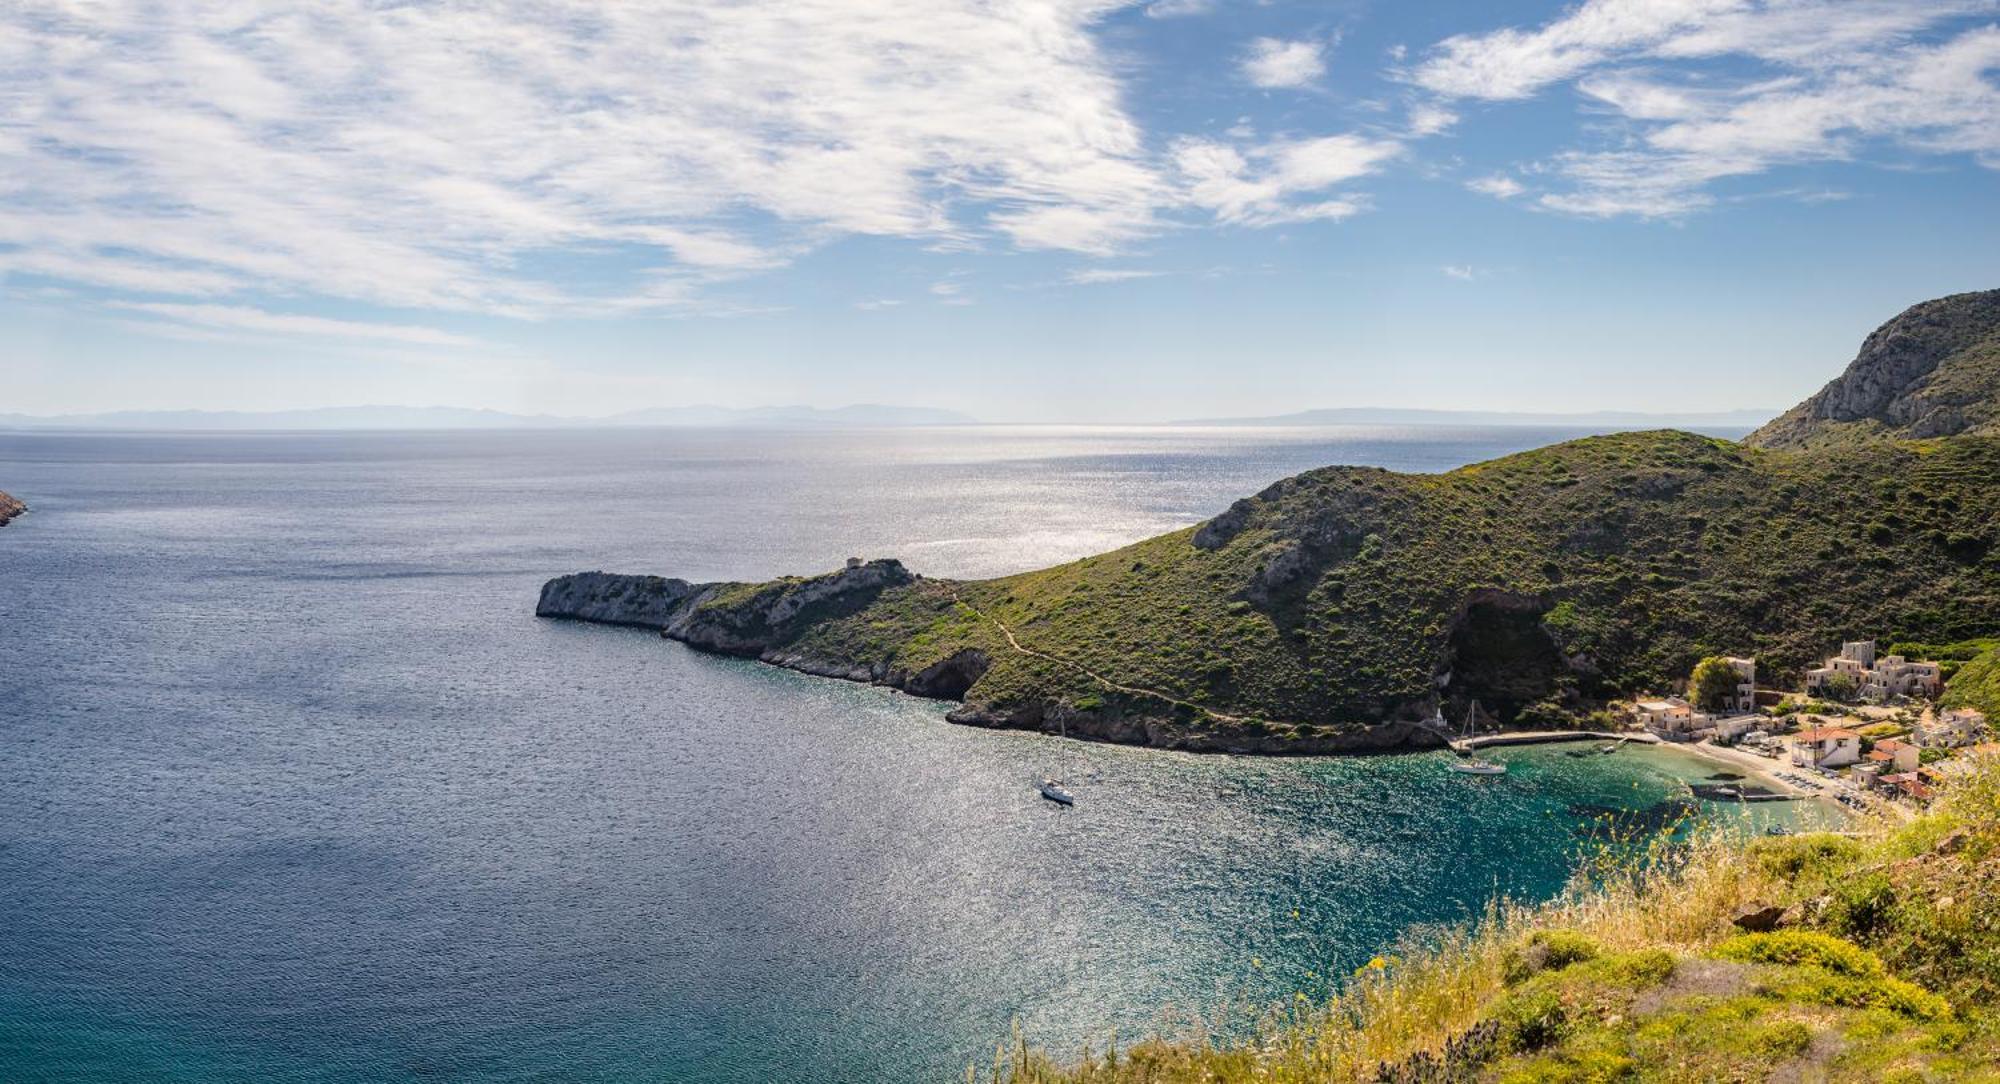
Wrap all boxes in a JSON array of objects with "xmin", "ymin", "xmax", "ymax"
[
  {"xmin": 539, "ymin": 559, "xmax": 952, "ymax": 690},
  {"xmin": 0, "ymin": 490, "xmax": 24, "ymax": 527},
  {"xmin": 662, "ymin": 558, "xmax": 915, "ymax": 654},
  {"xmin": 536, "ymin": 571, "xmax": 703, "ymax": 628},
  {"xmin": 1748, "ymin": 288, "xmax": 2000, "ymax": 448}
]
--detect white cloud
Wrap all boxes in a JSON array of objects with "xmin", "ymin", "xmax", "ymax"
[
  {"xmin": 1243, "ymin": 38, "xmax": 1327, "ymax": 89},
  {"xmin": 1412, "ymin": 0, "xmax": 1741, "ymax": 101},
  {"xmin": 1466, "ymin": 174, "xmax": 1527, "ymax": 199},
  {"xmin": 1441, "ymin": 265, "xmax": 1478, "ymax": 281},
  {"xmin": 853, "ymin": 298, "xmax": 904, "ymax": 310},
  {"xmin": 1407, "ymin": 104, "xmax": 1459, "ymax": 136},
  {"xmin": 113, "ymin": 302, "xmax": 481, "ymax": 347},
  {"xmin": 1410, "ymin": 1, "xmax": 2000, "ymax": 217},
  {"xmin": 0, "ymin": 0, "xmax": 1173, "ymax": 316},
  {"xmin": 1145, "ymin": 0, "xmax": 1213, "ymax": 16},
  {"xmin": 1065, "ymin": 268, "xmax": 1166, "ymax": 284},
  {"xmin": 1174, "ymin": 133, "xmax": 1401, "ymax": 226}
]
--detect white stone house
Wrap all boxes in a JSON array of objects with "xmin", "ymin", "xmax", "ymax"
[
  {"xmin": 1804, "ymin": 640, "xmax": 1942, "ymax": 701},
  {"xmin": 1711, "ymin": 714, "xmax": 1762, "ymax": 742},
  {"xmin": 1634, "ymin": 697, "xmax": 1710, "ymax": 741},
  {"xmin": 1786, "ymin": 727, "xmax": 1861, "ymax": 769}
]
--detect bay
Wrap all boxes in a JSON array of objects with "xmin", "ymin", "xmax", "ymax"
[{"xmin": 0, "ymin": 424, "xmax": 1818, "ymax": 1083}]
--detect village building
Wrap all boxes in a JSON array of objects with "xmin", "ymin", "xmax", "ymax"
[
  {"xmin": 1711, "ymin": 715, "xmax": 1762, "ymax": 742},
  {"xmin": 1785, "ymin": 726, "xmax": 1861, "ymax": 769},
  {"xmin": 1914, "ymin": 707, "xmax": 1990, "ymax": 749},
  {"xmin": 1633, "ymin": 697, "xmax": 1710, "ymax": 741},
  {"xmin": 1865, "ymin": 737, "xmax": 1921, "ymax": 773},
  {"xmin": 1804, "ymin": 640, "xmax": 1941, "ymax": 702},
  {"xmin": 1879, "ymin": 771, "xmax": 1935, "ymax": 803}
]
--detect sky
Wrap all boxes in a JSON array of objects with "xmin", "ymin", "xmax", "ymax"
[{"xmin": 3, "ymin": 0, "xmax": 1999, "ymax": 422}]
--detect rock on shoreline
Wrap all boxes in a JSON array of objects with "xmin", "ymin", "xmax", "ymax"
[{"xmin": 0, "ymin": 490, "xmax": 24, "ymax": 527}]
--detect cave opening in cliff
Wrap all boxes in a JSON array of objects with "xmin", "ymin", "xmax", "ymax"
[{"xmin": 1443, "ymin": 592, "xmax": 1567, "ymax": 724}]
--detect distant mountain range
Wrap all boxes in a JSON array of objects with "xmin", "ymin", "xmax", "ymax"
[
  {"xmin": 0, "ymin": 403, "xmax": 980, "ymax": 431},
  {"xmin": 1173, "ymin": 406, "xmax": 1779, "ymax": 428}
]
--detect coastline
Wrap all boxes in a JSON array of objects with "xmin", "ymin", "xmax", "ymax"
[
  {"xmin": 1666, "ymin": 737, "xmax": 1879, "ymax": 820},
  {"xmin": 1461, "ymin": 727, "xmax": 1860, "ymax": 819}
]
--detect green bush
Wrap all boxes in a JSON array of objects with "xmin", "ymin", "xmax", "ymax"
[
  {"xmin": 1748, "ymin": 834, "xmax": 1862, "ymax": 881},
  {"xmin": 1497, "ymin": 986, "xmax": 1570, "ymax": 1052},
  {"xmin": 1750, "ymin": 1019, "xmax": 1814, "ymax": 1060},
  {"xmin": 1716, "ymin": 931, "xmax": 1884, "ymax": 977}
]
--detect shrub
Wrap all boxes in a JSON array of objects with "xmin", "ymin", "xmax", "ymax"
[
  {"xmin": 1497, "ymin": 986, "xmax": 1569, "ymax": 1052},
  {"xmin": 1826, "ymin": 872, "xmax": 1898, "ymax": 938},
  {"xmin": 1751, "ymin": 1019, "xmax": 1814, "ymax": 1060},
  {"xmin": 1715, "ymin": 931, "xmax": 1883, "ymax": 977},
  {"xmin": 1689, "ymin": 656, "xmax": 1741, "ymax": 711},
  {"xmin": 1537, "ymin": 931, "xmax": 1604, "ymax": 970},
  {"xmin": 1748, "ymin": 834, "xmax": 1862, "ymax": 881}
]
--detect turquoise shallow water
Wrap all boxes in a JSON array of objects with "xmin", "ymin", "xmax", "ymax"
[{"xmin": 0, "ymin": 424, "xmax": 1815, "ymax": 1083}]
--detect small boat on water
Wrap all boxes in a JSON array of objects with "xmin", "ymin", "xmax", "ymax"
[
  {"xmin": 1039, "ymin": 778, "xmax": 1075, "ymax": 805},
  {"xmin": 1766, "ymin": 825, "xmax": 1792, "ymax": 836},
  {"xmin": 1447, "ymin": 702, "xmax": 1507, "ymax": 776}
]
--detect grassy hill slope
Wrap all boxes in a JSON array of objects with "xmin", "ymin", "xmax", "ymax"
[
  {"xmin": 576, "ymin": 289, "xmax": 1999, "ymax": 750},
  {"xmin": 741, "ymin": 429, "xmax": 1999, "ymax": 744}
]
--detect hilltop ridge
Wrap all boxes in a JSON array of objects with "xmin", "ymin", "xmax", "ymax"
[
  {"xmin": 540, "ymin": 290, "xmax": 2000, "ymax": 752},
  {"xmin": 1748, "ymin": 289, "xmax": 2000, "ymax": 449}
]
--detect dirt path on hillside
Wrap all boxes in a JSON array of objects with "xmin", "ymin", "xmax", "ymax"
[{"xmin": 945, "ymin": 588, "xmax": 1250, "ymax": 724}]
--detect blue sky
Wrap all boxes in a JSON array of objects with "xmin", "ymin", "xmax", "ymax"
[{"xmin": 3, "ymin": 0, "xmax": 1998, "ymax": 421}]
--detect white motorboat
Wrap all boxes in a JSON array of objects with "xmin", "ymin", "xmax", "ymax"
[{"xmin": 1039, "ymin": 778, "xmax": 1075, "ymax": 805}]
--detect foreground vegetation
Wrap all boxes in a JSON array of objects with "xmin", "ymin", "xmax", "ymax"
[{"xmin": 981, "ymin": 756, "xmax": 2000, "ymax": 1083}]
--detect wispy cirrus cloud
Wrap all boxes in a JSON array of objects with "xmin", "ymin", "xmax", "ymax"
[
  {"xmin": 1174, "ymin": 134, "xmax": 1403, "ymax": 226},
  {"xmin": 1408, "ymin": 0, "xmax": 2000, "ymax": 217},
  {"xmin": 113, "ymin": 302, "xmax": 482, "ymax": 347},
  {"xmin": 0, "ymin": 0, "xmax": 1417, "ymax": 328},
  {"xmin": 1064, "ymin": 268, "xmax": 1168, "ymax": 285}
]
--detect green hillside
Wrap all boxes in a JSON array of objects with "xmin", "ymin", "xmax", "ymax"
[{"xmin": 667, "ymin": 291, "xmax": 2000, "ymax": 747}]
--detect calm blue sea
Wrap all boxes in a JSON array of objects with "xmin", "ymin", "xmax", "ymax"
[{"xmin": 0, "ymin": 424, "xmax": 1810, "ymax": 1083}]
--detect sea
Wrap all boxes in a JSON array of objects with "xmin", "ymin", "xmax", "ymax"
[{"xmin": 0, "ymin": 424, "xmax": 1830, "ymax": 1083}]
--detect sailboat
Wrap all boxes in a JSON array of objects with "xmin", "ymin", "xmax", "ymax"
[
  {"xmin": 1448, "ymin": 702, "xmax": 1507, "ymax": 776},
  {"xmin": 1038, "ymin": 777, "xmax": 1075, "ymax": 805}
]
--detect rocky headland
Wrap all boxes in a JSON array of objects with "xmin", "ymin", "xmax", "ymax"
[
  {"xmin": 538, "ymin": 290, "xmax": 2000, "ymax": 755},
  {"xmin": 0, "ymin": 490, "xmax": 24, "ymax": 527}
]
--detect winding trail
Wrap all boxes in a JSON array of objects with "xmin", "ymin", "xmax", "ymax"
[{"xmin": 944, "ymin": 586, "xmax": 1251, "ymax": 725}]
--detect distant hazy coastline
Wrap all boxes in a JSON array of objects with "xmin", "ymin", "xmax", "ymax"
[{"xmin": 1, "ymin": 403, "xmax": 1778, "ymax": 432}]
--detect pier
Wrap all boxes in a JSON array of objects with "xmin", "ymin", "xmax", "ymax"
[{"xmin": 1446, "ymin": 730, "xmax": 1659, "ymax": 754}]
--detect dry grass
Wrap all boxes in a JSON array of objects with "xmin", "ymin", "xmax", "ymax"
[{"xmin": 978, "ymin": 759, "xmax": 2000, "ymax": 1084}]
